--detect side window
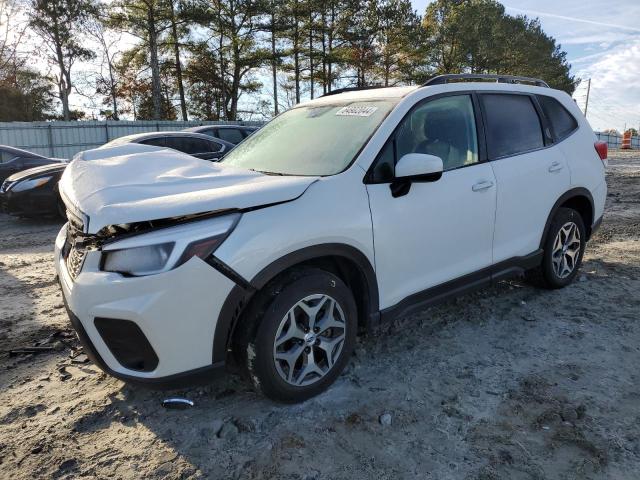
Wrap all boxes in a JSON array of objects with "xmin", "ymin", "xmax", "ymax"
[
  {"xmin": 208, "ymin": 140, "xmax": 223, "ymax": 152},
  {"xmin": 139, "ymin": 137, "xmax": 166, "ymax": 148},
  {"xmin": 217, "ymin": 128, "xmax": 245, "ymax": 144},
  {"xmin": 537, "ymin": 95, "xmax": 578, "ymax": 140},
  {"xmin": 481, "ymin": 94, "xmax": 544, "ymax": 159},
  {"xmin": 370, "ymin": 95, "xmax": 479, "ymax": 182},
  {"xmin": 164, "ymin": 137, "xmax": 188, "ymax": 152},
  {"xmin": 198, "ymin": 128, "xmax": 216, "ymax": 138},
  {"xmin": 0, "ymin": 150, "xmax": 10, "ymax": 163},
  {"xmin": 169, "ymin": 137, "xmax": 214, "ymax": 155}
]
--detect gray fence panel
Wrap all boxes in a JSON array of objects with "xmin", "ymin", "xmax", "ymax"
[
  {"xmin": 595, "ymin": 131, "xmax": 639, "ymax": 150},
  {"xmin": 0, "ymin": 120, "xmax": 264, "ymax": 159}
]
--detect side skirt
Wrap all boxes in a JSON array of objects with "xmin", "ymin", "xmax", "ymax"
[{"xmin": 379, "ymin": 250, "xmax": 543, "ymax": 323}]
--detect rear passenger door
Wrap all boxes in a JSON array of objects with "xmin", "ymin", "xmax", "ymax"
[{"xmin": 481, "ymin": 93, "xmax": 571, "ymax": 263}]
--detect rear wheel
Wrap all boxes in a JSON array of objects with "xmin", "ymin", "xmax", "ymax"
[
  {"xmin": 244, "ymin": 268, "xmax": 357, "ymax": 403},
  {"xmin": 528, "ymin": 207, "xmax": 586, "ymax": 289}
]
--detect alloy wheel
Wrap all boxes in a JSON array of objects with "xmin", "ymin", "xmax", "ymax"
[
  {"xmin": 272, "ymin": 294, "xmax": 346, "ymax": 387},
  {"xmin": 551, "ymin": 221, "xmax": 581, "ymax": 279}
]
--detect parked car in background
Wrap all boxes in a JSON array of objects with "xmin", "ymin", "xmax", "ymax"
[
  {"xmin": 0, "ymin": 163, "xmax": 67, "ymax": 217},
  {"xmin": 184, "ymin": 125, "xmax": 259, "ymax": 145},
  {"xmin": 0, "ymin": 145, "xmax": 65, "ymax": 183},
  {"xmin": 1, "ymin": 132, "xmax": 234, "ymax": 219},
  {"xmin": 98, "ymin": 131, "xmax": 235, "ymax": 160}
]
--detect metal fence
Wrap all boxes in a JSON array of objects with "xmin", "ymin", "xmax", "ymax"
[
  {"xmin": 0, "ymin": 120, "xmax": 637, "ymax": 159},
  {"xmin": 595, "ymin": 132, "xmax": 640, "ymax": 150},
  {"xmin": 0, "ymin": 120, "xmax": 264, "ymax": 159}
]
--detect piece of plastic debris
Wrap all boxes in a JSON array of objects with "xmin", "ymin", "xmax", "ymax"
[
  {"xmin": 8, "ymin": 346, "xmax": 55, "ymax": 357},
  {"xmin": 162, "ymin": 398, "xmax": 194, "ymax": 409}
]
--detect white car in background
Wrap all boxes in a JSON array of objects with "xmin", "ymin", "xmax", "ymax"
[{"xmin": 55, "ymin": 74, "xmax": 607, "ymax": 402}]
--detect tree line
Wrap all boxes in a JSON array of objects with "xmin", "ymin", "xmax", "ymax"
[{"xmin": 0, "ymin": 0, "xmax": 577, "ymax": 122}]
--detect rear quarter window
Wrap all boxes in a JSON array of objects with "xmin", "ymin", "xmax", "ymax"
[
  {"xmin": 537, "ymin": 95, "xmax": 578, "ymax": 140},
  {"xmin": 480, "ymin": 94, "xmax": 544, "ymax": 159}
]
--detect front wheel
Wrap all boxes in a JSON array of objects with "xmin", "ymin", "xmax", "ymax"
[
  {"xmin": 245, "ymin": 268, "xmax": 357, "ymax": 403},
  {"xmin": 529, "ymin": 207, "xmax": 586, "ymax": 289}
]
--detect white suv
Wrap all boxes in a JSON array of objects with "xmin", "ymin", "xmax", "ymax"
[{"xmin": 56, "ymin": 75, "xmax": 607, "ymax": 402}]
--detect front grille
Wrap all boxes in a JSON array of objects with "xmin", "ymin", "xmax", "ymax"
[
  {"xmin": 63, "ymin": 215, "xmax": 88, "ymax": 281},
  {"xmin": 66, "ymin": 246, "xmax": 87, "ymax": 280}
]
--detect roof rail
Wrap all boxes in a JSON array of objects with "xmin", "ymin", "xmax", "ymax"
[
  {"xmin": 422, "ymin": 74, "xmax": 549, "ymax": 88},
  {"xmin": 320, "ymin": 86, "xmax": 387, "ymax": 97}
]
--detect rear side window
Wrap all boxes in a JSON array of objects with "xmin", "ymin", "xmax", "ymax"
[
  {"xmin": 139, "ymin": 137, "xmax": 166, "ymax": 148},
  {"xmin": 167, "ymin": 137, "xmax": 214, "ymax": 155},
  {"xmin": 217, "ymin": 128, "xmax": 245, "ymax": 144},
  {"xmin": 537, "ymin": 95, "xmax": 578, "ymax": 140},
  {"xmin": 480, "ymin": 94, "xmax": 544, "ymax": 159}
]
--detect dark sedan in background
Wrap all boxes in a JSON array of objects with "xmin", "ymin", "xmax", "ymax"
[
  {"xmin": 1, "ymin": 131, "xmax": 235, "ymax": 218},
  {"xmin": 0, "ymin": 145, "xmax": 65, "ymax": 183},
  {"xmin": 184, "ymin": 124, "xmax": 258, "ymax": 144}
]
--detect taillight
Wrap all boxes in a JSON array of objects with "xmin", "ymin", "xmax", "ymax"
[{"xmin": 594, "ymin": 141, "xmax": 607, "ymax": 162}]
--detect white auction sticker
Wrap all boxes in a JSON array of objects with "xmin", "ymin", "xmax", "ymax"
[{"xmin": 335, "ymin": 105, "xmax": 378, "ymax": 117}]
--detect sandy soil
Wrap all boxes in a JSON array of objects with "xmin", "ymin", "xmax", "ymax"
[{"xmin": 1, "ymin": 152, "xmax": 639, "ymax": 480}]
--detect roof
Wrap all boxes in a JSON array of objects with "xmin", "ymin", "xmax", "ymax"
[
  {"xmin": 104, "ymin": 130, "xmax": 228, "ymax": 147},
  {"xmin": 299, "ymin": 86, "xmax": 418, "ymax": 107}
]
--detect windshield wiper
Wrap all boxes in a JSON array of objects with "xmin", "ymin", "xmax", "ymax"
[{"xmin": 250, "ymin": 169, "xmax": 287, "ymax": 176}]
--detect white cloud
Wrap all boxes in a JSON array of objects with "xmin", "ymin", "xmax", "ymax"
[{"xmin": 573, "ymin": 39, "xmax": 640, "ymax": 131}]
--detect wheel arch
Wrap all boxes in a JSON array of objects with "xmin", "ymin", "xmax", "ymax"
[
  {"xmin": 540, "ymin": 187, "xmax": 595, "ymax": 249},
  {"xmin": 213, "ymin": 243, "xmax": 379, "ymax": 364}
]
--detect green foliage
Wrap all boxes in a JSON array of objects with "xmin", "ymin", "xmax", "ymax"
[
  {"xmin": 423, "ymin": 0, "xmax": 577, "ymax": 93},
  {"xmin": 0, "ymin": 69, "xmax": 54, "ymax": 121},
  {"xmin": 8, "ymin": 0, "xmax": 579, "ymax": 121}
]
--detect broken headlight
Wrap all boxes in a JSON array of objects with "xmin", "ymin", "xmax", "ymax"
[{"xmin": 101, "ymin": 213, "xmax": 240, "ymax": 276}]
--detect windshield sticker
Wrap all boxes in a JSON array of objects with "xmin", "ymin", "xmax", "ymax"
[{"xmin": 336, "ymin": 105, "xmax": 378, "ymax": 117}]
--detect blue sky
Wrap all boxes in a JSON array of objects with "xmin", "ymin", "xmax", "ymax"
[{"xmin": 411, "ymin": 0, "xmax": 640, "ymax": 132}]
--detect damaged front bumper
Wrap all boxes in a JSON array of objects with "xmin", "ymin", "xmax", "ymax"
[{"xmin": 55, "ymin": 221, "xmax": 236, "ymax": 388}]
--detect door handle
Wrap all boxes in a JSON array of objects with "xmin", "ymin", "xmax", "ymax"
[
  {"xmin": 472, "ymin": 180, "xmax": 494, "ymax": 192},
  {"xmin": 548, "ymin": 161, "xmax": 563, "ymax": 172}
]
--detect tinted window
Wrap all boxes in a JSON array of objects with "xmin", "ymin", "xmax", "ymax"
[
  {"xmin": 139, "ymin": 137, "xmax": 166, "ymax": 147},
  {"xmin": 370, "ymin": 95, "xmax": 478, "ymax": 182},
  {"xmin": 0, "ymin": 149, "xmax": 13, "ymax": 163},
  {"xmin": 166, "ymin": 137, "xmax": 213, "ymax": 155},
  {"xmin": 217, "ymin": 128, "xmax": 245, "ymax": 144},
  {"xmin": 481, "ymin": 94, "xmax": 544, "ymax": 159},
  {"xmin": 537, "ymin": 95, "xmax": 578, "ymax": 140},
  {"xmin": 207, "ymin": 141, "xmax": 223, "ymax": 152},
  {"xmin": 197, "ymin": 128, "xmax": 216, "ymax": 138}
]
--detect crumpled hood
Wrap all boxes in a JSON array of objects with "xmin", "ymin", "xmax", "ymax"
[{"xmin": 59, "ymin": 146, "xmax": 317, "ymax": 234}]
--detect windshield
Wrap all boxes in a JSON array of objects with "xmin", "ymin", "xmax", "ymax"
[{"xmin": 221, "ymin": 100, "xmax": 395, "ymax": 176}]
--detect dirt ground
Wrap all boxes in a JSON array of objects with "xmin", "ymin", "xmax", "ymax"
[{"xmin": 1, "ymin": 151, "xmax": 639, "ymax": 480}]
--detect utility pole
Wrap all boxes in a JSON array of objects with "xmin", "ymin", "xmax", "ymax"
[{"xmin": 584, "ymin": 78, "xmax": 591, "ymax": 117}]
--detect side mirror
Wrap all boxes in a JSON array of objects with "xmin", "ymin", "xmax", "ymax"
[
  {"xmin": 391, "ymin": 153, "xmax": 443, "ymax": 198},
  {"xmin": 395, "ymin": 153, "xmax": 443, "ymax": 181}
]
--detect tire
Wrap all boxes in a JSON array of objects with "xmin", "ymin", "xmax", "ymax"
[
  {"xmin": 243, "ymin": 268, "xmax": 357, "ymax": 403},
  {"xmin": 528, "ymin": 207, "xmax": 586, "ymax": 289}
]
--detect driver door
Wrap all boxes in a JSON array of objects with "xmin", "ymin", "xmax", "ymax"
[{"xmin": 365, "ymin": 94, "xmax": 497, "ymax": 310}]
